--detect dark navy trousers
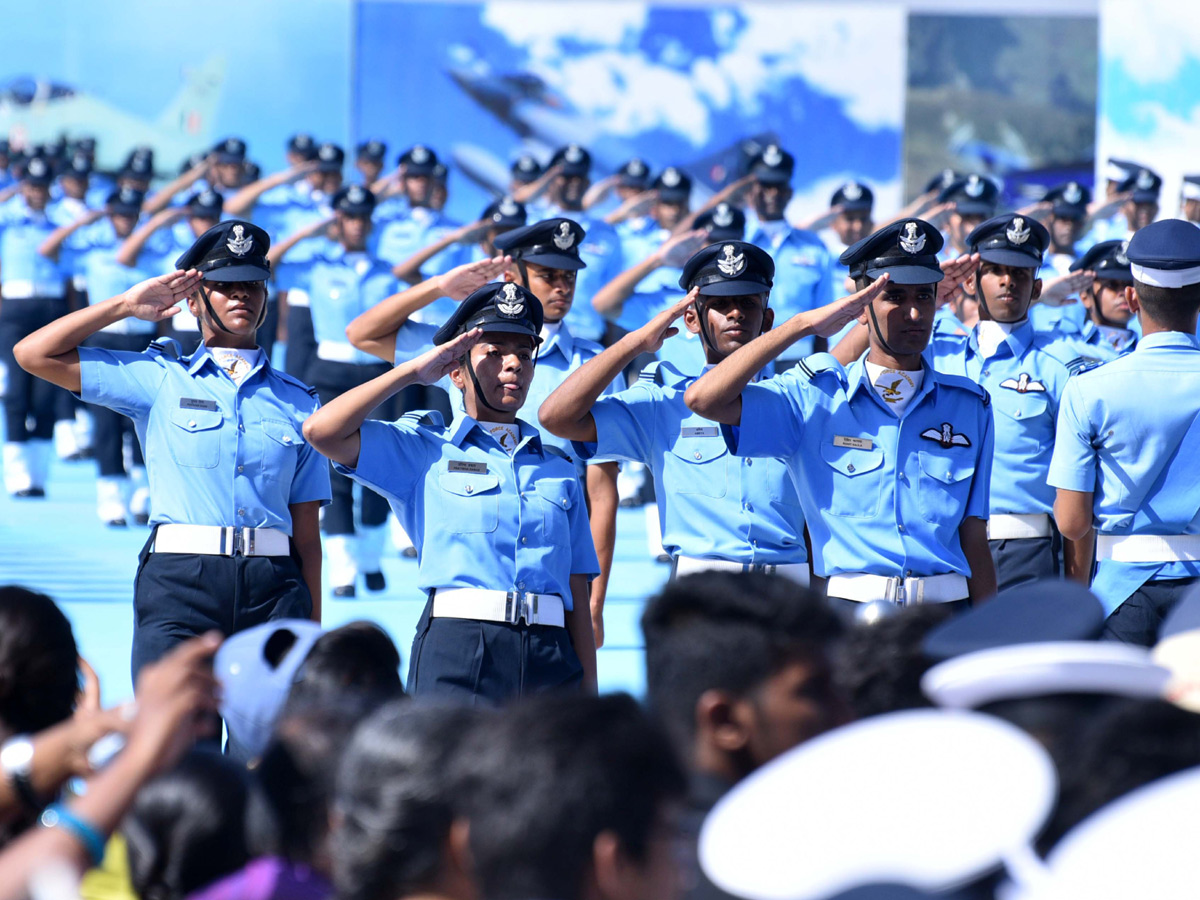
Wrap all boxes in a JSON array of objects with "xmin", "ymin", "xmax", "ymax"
[
  {"xmin": 989, "ymin": 533, "xmax": 1062, "ymax": 592},
  {"xmin": 1103, "ymin": 577, "xmax": 1198, "ymax": 647}
]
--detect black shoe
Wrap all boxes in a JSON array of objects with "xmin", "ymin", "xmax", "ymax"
[
  {"xmin": 105, "ymin": 518, "xmax": 128, "ymax": 528},
  {"xmin": 619, "ymin": 496, "xmax": 642, "ymax": 508},
  {"xmin": 133, "ymin": 513, "xmax": 150, "ymax": 526},
  {"xmin": 656, "ymin": 553, "xmax": 671, "ymax": 564},
  {"xmin": 401, "ymin": 546, "xmax": 418, "ymax": 559},
  {"xmin": 364, "ymin": 571, "xmax": 386, "ymax": 592},
  {"xmin": 332, "ymin": 584, "xmax": 357, "ymax": 598},
  {"xmin": 12, "ymin": 488, "xmax": 46, "ymax": 499},
  {"xmin": 63, "ymin": 451, "xmax": 89, "ymax": 462}
]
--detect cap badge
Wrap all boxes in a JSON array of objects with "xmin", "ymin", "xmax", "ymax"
[
  {"xmin": 762, "ymin": 145, "xmax": 783, "ymax": 167},
  {"xmin": 119, "ymin": 188, "xmax": 137, "ymax": 204},
  {"xmin": 629, "ymin": 159, "xmax": 646, "ymax": 176},
  {"xmin": 965, "ymin": 175, "xmax": 985, "ymax": 198},
  {"xmin": 899, "ymin": 222, "xmax": 926, "ymax": 254},
  {"xmin": 227, "ymin": 224, "xmax": 253, "ymax": 257},
  {"xmin": 319, "ymin": 145, "xmax": 336, "ymax": 161},
  {"xmin": 517, "ymin": 155, "xmax": 537, "ymax": 172},
  {"xmin": 498, "ymin": 196, "xmax": 519, "ymax": 217},
  {"xmin": 410, "ymin": 146, "xmax": 430, "ymax": 164},
  {"xmin": 565, "ymin": 145, "xmax": 584, "ymax": 164},
  {"xmin": 1006, "ymin": 217, "xmax": 1031, "ymax": 245},
  {"xmin": 1063, "ymin": 182, "xmax": 1083, "ymax": 204},
  {"xmin": 225, "ymin": 139, "xmax": 239, "ymax": 153},
  {"xmin": 496, "ymin": 283, "xmax": 525, "ymax": 318},
  {"xmin": 1116, "ymin": 241, "xmax": 1130, "ymax": 266},
  {"xmin": 842, "ymin": 182, "xmax": 863, "ymax": 201},
  {"xmin": 661, "ymin": 167, "xmax": 681, "ymax": 187},
  {"xmin": 717, "ymin": 244, "xmax": 746, "ymax": 277},
  {"xmin": 348, "ymin": 186, "xmax": 366, "ymax": 204},
  {"xmin": 1136, "ymin": 169, "xmax": 1155, "ymax": 190},
  {"xmin": 713, "ymin": 204, "xmax": 734, "ymax": 228},
  {"xmin": 553, "ymin": 222, "xmax": 575, "ymax": 250},
  {"xmin": 27, "ymin": 158, "xmax": 46, "ymax": 177}
]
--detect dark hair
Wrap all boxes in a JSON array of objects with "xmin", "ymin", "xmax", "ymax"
[
  {"xmin": 123, "ymin": 750, "xmax": 252, "ymax": 900},
  {"xmin": 458, "ymin": 693, "xmax": 686, "ymax": 900},
  {"xmin": 1133, "ymin": 281, "xmax": 1200, "ymax": 330},
  {"xmin": 641, "ymin": 572, "xmax": 844, "ymax": 753},
  {"xmin": 0, "ymin": 586, "xmax": 79, "ymax": 734},
  {"xmin": 252, "ymin": 695, "xmax": 378, "ymax": 868},
  {"xmin": 285, "ymin": 621, "xmax": 404, "ymax": 712},
  {"xmin": 834, "ymin": 605, "xmax": 954, "ymax": 719},
  {"xmin": 331, "ymin": 702, "xmax": 482, "ymax": 900}
]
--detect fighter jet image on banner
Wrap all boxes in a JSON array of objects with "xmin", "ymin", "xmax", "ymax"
[{"xmin": 0, "ymin": 56, "xmax": 226, "ymax": 172}]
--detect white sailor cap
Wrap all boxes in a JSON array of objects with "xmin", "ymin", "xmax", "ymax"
[
  {"xmin": 921, "ymin": 642, "xmax": 1171, "ymax": 710},
  {"xmin": 698, "ymin": 709, "xmax": 1056, "ymax": 900}
]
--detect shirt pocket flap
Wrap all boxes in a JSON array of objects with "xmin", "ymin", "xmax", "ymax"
[
  {"xmin": 262, "ymin": 419, "xmax": 301, "ymax": 447},
  {"xmin": 534, "ymin": 478, "xmax": 574, "ymax": 511},
  {"xmin": 668, "ymin": 433, "xmax": 730, "ymax": 464},
  {"xmin": 820, "ymin": 442, "xmax": 884, "ymax": 477},
  {"xmin": 918, "ymin": 450, "xmax": 975, "ymax": 485},
  {"xmin": 437, "ymin": 471, "xmax": 501, "ymax": 497},
  {"xmin": 991, "ymin": 388, "xmax": 1050, "ymax": 421},
  {"xmin": 169, "ymin": 408, "xmax": 222, "ymax": 433}
]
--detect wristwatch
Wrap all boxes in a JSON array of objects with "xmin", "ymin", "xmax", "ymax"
[{"xmin": 0, "ymin": 736, "xmax": 41, "ymax": 812}]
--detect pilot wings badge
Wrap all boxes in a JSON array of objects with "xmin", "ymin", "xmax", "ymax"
[
  {"xmin": 226, "ymin": 225, "xmax": 253, "ymax": 257},
  {"xmin": 717, "ymin": 244, "xmax": 746, "ymax": 277},
  {"xmin": 552, "ymin": 222, "xmax": 575, "ymax": 250},
  {"xmin": 899, "ymin": 222, "xmax": 926, "ymax": 254},
  {"xmin": 920, "ymin": 423, "xmax": 972, "ymax": 448},
  {"xmin": 999, "ymin": 373, "xmax": 1046, "ymax": 394},
  {"xmin": 1006, "ymin": 217, "xmax": 1031, "ymax": 245},
  {"xmin": 496, "ymin": 283, "xmax": 524, "ymax": 318}
]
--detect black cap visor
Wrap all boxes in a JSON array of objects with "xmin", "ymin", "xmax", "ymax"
[
  {"xmin": 752, "ymin": 167, "xmax": 790, "ymax": 185},
  {"xmin": 519, "ymin": 249, "xmax": 587, "ymax": 271},
  {"xmin": 200, "ymin": 261, "xmax": 271, "ymax": 282},
  {"xmin": 977, "ymin": 247, "xmax": 1042, "ymax": 268},
  {"xmin": 694, "ymin": 277, "xmax": 772, "ymax": 297},
  {"xmin": 954, "ymin": 199, "xmax": 996, "ymax": 217},
  {"xmin": 838, "ymin": 198, "xmax": 873, "ymax": 213},
  {"xmin": 434, "ymin": 319, "xmax": 542, "ymax": 346},
  {"xmin": 656, "ymin": 187, "xmax": 690, "ymax": 204},
  {"xmin": 861, "ymin": 260, "xmax": 944, "ymax": 286}
]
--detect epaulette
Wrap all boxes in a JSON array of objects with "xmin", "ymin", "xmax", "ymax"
[
  {"xmin": 400, "ymin": 409, "xmax": 446, "ymax": 429},
  {"xmin": 146, "ymin": 336, "xmax": 181, "ymax": 361},
  {"xmin": 794, "ymin": 352, "xmax": 844, "ymax": 382},
  {"xmin": 1034, "ymin": 333, "xmax": 1089, "ymax": 370},
  {"xmin": 543, "ymin": 444, "xmax": 571, "ymax": 462},
  {"xmin": 275, "ymin": 369, "xmax": 320, "ymax": 399},
  {"xmin": 938, "ymin": 371, "xmax": 991, "ymax": 407},
  {"xmin": 573, "ymin": 335, "xmax": 606, "ymax": 359},
  {"xmin": 1066, "ymin": 356, "xmax": 1107, "ymax": 376},
  {"xmin": 638, "ymin": 359, "xmax": 688, "ymax": 388}
]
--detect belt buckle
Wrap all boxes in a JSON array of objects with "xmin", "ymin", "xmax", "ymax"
[
  {"xmin": 885, "ymin": 576, "xmax": 906, "ymax": 606},
  {"xmin": 505, "ymin": 590, "xmax": 519, "ymax": 625}
]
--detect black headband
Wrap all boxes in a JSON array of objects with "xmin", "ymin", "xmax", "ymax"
[
  {"xmin": 689, "ymin": 272, "xmax": 773, "ymax": 291},
  {"xmin": 197, "ymin": 256, "xmax": 272, "ymax": 275},
  {"xmin": 849, "ymin": 254, "xmax": 942, "ymax": 279}
]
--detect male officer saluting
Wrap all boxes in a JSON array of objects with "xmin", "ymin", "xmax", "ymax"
[
  {"xmin": 1068, "ymin": 240, "xmax": 1138, "ymax": 359},
  {"xmin": 1051, "ymin": 219, "xmax": 1200, "ymax": 645},
  {"xmin": 686, "ymin": 219, "xmax": 997, "ymax": 612},
  {"xmin": 15, "ymin": 220, "xmax": 330, "ymax": 678},
  {"xmin": 540, "ymin": 240, "xmax": 812, "ymax": 587},
  {"xmin": 930, "ymin": 213, "xmax": 1089, "ymax": 590}
]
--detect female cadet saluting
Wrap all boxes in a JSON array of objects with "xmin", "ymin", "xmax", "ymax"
[
  {"xmin": 15, "ymin": 220, "xmax": 330, "ymax": 679},
  {"xmin": 302, "ymin": 281, "xmax": 599, "ymax": 704}
]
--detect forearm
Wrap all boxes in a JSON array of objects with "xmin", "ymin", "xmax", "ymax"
[
  {"xmin": 303, "ymin": 362, "xmax": 421, "ymax": 463},
  {"xmin": 117, "ymin": 215, "xmax": 173, "ymax": 267},
  {"xmin": 38, "ymin": 218, "xmax": 88, "ymax": 260},
  {"xmin": 567, "ymin": 577, "xmax": 598, "ymax": 693},
  {"xmin": 591, "ymin": 256, "xmax": 661, "ymax": 318},
  {"xmin": 585, "ymin": 463, "xmax": 618, "ymax": 616},
  {"xmin": 225, "ymin": 170, "xmax": 294, "ymax": 216},
  {"xmin": 1063, "ymin": 530, "xmax": 1095, "ymax": 585},
  {"xmin": 143, "ymin": 171, "xmax": 197, "ymax": 215},
  {"xmin": 290, "ymin": 502, "xmax": 323, "ymax": 620},
  {"xmin": 346, "ymin": 279, "xmax": 441, "ymax": 350},
  {"xmin": 961, "ymin": 518, "xmax": 997, "ymax": 604},
  {"xmin": 14, "ymin": 294, "xmax": 131, "ymax": 390},
  {"xmin": 539, "ymin": 332, "xmax": 644, "ymax": 440},
  {"xmin": 392, "ymin": 233, "xmax": 460, "ymax": 285}
]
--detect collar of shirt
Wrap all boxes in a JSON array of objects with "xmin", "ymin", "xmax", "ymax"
[
  {"xmin": 846, "ymin": 352, "xmax": 936, "ymax": 411},
  {"xmin": 448, "ymin": 414, "xmax": 546, "ymax": 455},
  {"xmin": 539, "ymin": 318, "xmax": 564, "ymax": 348},
  {"xmin": 753, "ymin": 217, "xmax": 792, "ymax": 248},
  {"xmin": 188, "ymin": 343, "xmax": 268, "ymax": 380},
  {"xmin": 1135, "ymin": 331, "xmax": 1200, "ymax": 352},
  {"xmin": 971, "ymin": 318, "xmax": 1031, "ymax": 359},
  {"xmin": 1095, "ymin": 323, "xmax": 1136, "ymax": 352}
]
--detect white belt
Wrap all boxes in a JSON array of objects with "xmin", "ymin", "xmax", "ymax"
[
  {"xmin": 826, "ymin": 572, "xmax": 969, "ymax": 605},
  {"xmin": 2, "ymin": 280, "xmax": 66, "ymax": 300},
  {"xmin": 152, "ymin": 524, "xmax": 291, "ymax": 557},
  {"xmin": 1097, "ymin": 534, "xmax": 1200, "ymax": 563},
  {"xmin": 674, "ymin": 556, "xmax": 810, "ymax": 587},
  {"xmin": 286, "ymin": 288, "xmax": 310, "ymax": 308},
  {"xmin": 987, "ymin": 513, "xmax": 1053, "ymax": 541},
  {"xmin": 317, "ymin": 340, "xmax": 362, "ymax": 363},
  {"xmin": 432, "ymin": 588, "xmax": 565, "ymax": 627}
]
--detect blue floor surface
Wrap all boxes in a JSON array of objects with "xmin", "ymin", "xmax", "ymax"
[{"xmin": 0, "ymin": 452, "xmax": 667, "ymax": 706}]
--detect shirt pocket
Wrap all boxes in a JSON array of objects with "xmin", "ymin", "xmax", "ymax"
[
  {"xmin": 667, "ymin": 434, "xmax": 729, "ymax": 498},
  {"xmin": 819, "ymin": 442, "xmax": 885, "ymax": 518},
  {"xmin": 261, "ymin": 418, "xmax": 301, "ymax": 482},
  {"xmin": 917, "ymin": 450, "xmax": 976, "ymax": 525},
  {"xmin": 990, "ymin": 389, "xmax": 1052, "ymax": 455},
  {"xmin": 168, "ymin": 408, "xmax": 223, "ymax": 469},
  {"xmin": 437, "ymin": 471, "xmax": 501, "ymax": 534},
  {"xmin": 534, "ymin": 477, "xmax": 575, "ymax": 535}
]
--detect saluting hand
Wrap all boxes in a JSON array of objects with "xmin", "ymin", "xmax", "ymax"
[
  {"xmin": 937, "ymin": 253, "xmax": 980, "ymax": 303},
  {"xmin": 411, "ymin": 327, "xmax": 483, "ymax": 384},
  {"xmin": 804, "ymin": 274, "xmax": 891, "ymax": 338},
  {"xmin": 121, "ymin": 269, "xmax": 203, "ymax": 321},
  {"xmin": 656, "ymin": 229, "xmax": 707, "ymax": 269},
  {"xmin": 1041, "ymin": 269, "xmax": 1094, "ymax": 306},
  {"xmin": 635, "ymin": 288, "xmax": 698, "ymax": 353},
  {"xmin": 436, "ymin": 256, "xmax": 513, "ymax": 302}
]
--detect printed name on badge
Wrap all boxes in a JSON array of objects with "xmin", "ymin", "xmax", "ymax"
[
  {"xmin": 833, "ymin": 435, "xmax": 873, "ymax": 450},
  {"xmin": 681, "ymin": 426, "xmax": 719, "ymax": 438},
  {"xmin": 448, "ymin": 461, "xmax": 489, "ymax": 475},
  {"xmin": 179, "ymin": 398, "xmax": 218, "ymax": 411}
]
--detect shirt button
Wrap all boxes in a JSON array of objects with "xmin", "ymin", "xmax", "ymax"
[
  {"xmin": 237, "ymin": 465, "xmax": 244, "ymax": 473},
  {"xmin": 898, "ymin": 524, "xmax": 906, "ymax": 533},
  {"xmin": 283, "ymin": 436, "xmax": 293, "ymax": 444},
  {"xmin": 188, "ymin": 420, "xmax": 197, "ymax": 428},
  {"xmin": 521, "ymin": 536, "xmax": 528, "ymax": 544},
  {"xmin": 745, "ymin": 458, "xmax": 752, "ymax": 466},
  {"xmin": 237, "ymin": 508, "xmax": 245, "ymax": 516},
  {"xmin": 694, "ymin": 451, "xmax": 702, "ymax": 460},
  {"xmin": 744, "ymin": 502, "xmax": 753, "ymax": 512},
  {"xmin": 465, "ymin": 485, "xmax": 474, "ymax": 494},
  {"xmin": 517, "ymin": 581, "xmax": 525, "ymax": 589},
  {"xmin": 847, "ymin": 463, "xmax": 856, "ymax": 473},
  {"xmin": 239, "ymin": 423, "xmax": 245, "ymax": 432}
]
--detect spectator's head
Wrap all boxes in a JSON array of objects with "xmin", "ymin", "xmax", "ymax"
[
  {"xmin": 642, "ymin": 573, "xmax": 847, "ymax": 781},
  {"xmin": 332, "ymin": 702, "xmax": 482, "ymax": 900},
  {"xmin": 284, "ymin": 621, "xmax": 404, "ymax": 713},
  {"xmin": 458, "ymin": 694, "xmax": 687, "ymax": 900},
  {"xmin": 123, "ymin": 750, "xmax": 252, "ymax": 900},
  {"xmin": 0, "ymin": 586, "xmax": 79, "ymax": 735}
]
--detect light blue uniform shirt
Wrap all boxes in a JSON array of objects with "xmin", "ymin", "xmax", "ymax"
[
  {"xmin": 294, "ymin": 246, "xmax": 399, "ymax": 366},
  {"xmin": 575, "ymin": 361, "xmax": 806, "ymax": 564},
  {"xmin": 1030, "ymin": 301, "xmax": 1088, "ymax": 336},
  {"xmin": 256, "ymin": 184, "xmax": 330, "ymax": 265},
  {"xmin": 931, "ymin": 320, "xmax": 1073, "ymax": 516},
  {"xmin": 544, "ymin": 206, "xmax": 624, "ymax": 343},
  {"xmin": 0, "ymin": 199, "xmax": 65, "ymax": 298},
  {"xmin": 374, "ymin": 207, "xmax": 466, "ymax": 325},
  {"xmin": 746, "ymin": 221, "xmax": 834, "ymax": 361},
  {"xmin": 337, "ymin": 413, "xmax": 599, "ymax": 606},
  {"xmin": 727, "ymin": 353, "xmax": 993, "ymax": 578},
  {"xmin": 65, "ymin": 219, "xmax": 157, "ymax": 335},
  {"xmin": 615, "ymin": 217, "xmax": 666, "ymax": 271},
  {"xmin": 1049, "ymin": 331, "xmax": 1200, "ymax": 612},
  {"xmin": 77, "ymin": 340, "xmax": 331, "ymax": 532}
]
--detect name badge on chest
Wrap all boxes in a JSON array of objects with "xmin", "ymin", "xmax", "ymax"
[
  {"xmin": 833, "ymin": 435, "xmax": 873, "ymax": 450},
  {"xmin": 681, "ymin": 426, "xmax": 719, "ymax": 438},
  {"xmin": 447, "ymin": 460, "xmax": 489, "ymax": 475},
  {"xmin": 179, "ymin": 398, "xmax": 218, "ymax": 412}
]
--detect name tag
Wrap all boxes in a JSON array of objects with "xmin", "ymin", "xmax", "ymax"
[
  {"xmin": 179, "ymin": 398, "xmax": 218, "ymax": 412},
  {"xmin": 834, "ymin": 435, "xmax": 873, "ymax": 450},
  {"xmin": 681, "ymin": 426, "xmax": 719, "ymax": 438},
  {"xmin": 448, "ymin": 461, "xmax": 489, "ymax": 475}
]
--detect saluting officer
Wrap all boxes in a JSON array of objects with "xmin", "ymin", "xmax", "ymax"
[
  {"xmin": 374, "ymin": 146, "xmax": 466, "ymax": 286},
  {"xmin": 686, "ymin": 219, "xmax": 997, "ymax": 612},
  {"xmin": 540, "ymin": 241, "xmax": 813, "ymax": 586},
  {"xmin": 303, "ymin": 281, "xmax": 599, "ymax": 704},
  {"xmin": 14, "ymin": 220, "xmax": 331, "ymax": 678},
  {"xmin": 1068, "ymin": 240, "xmax": 1138, "ymax": 359},
  {"xmin": 1051, "ymin": 219, "xmax": 1200, "ymax": 645},
  {"xmin": 930, "ymin": 213, "xmax": 1088, "ymax": 590}
]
